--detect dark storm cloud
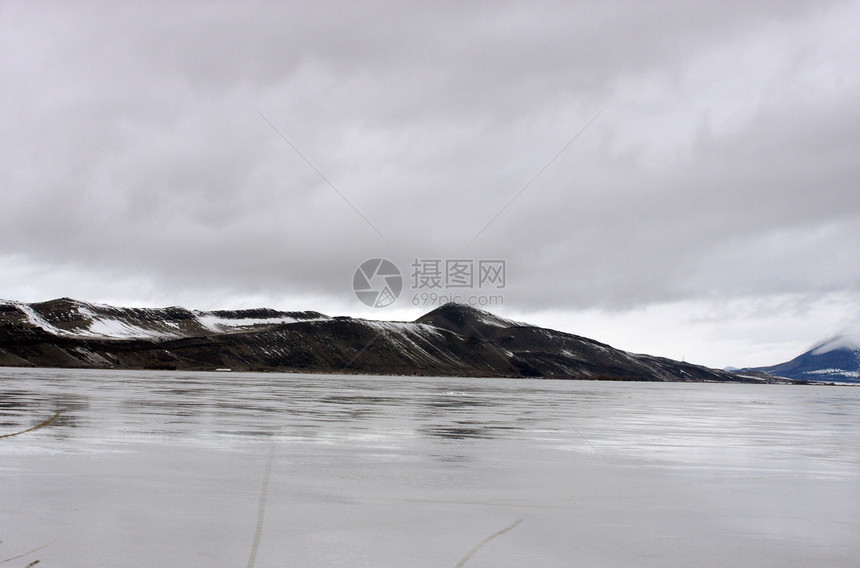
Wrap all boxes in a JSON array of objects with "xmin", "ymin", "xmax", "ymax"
[{"xmin": 0, "ymin": 0, "xmax": 857, "ymax": 318}]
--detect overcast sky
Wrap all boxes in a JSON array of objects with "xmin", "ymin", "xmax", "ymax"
[{"xmin": 1, "ymin": 1, "xmax": 858, "ymax": 368}]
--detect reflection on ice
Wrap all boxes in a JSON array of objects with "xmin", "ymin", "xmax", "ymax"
[{"xmin": 0, "ymin": 368, "xmax": 858, "ymax": 567}]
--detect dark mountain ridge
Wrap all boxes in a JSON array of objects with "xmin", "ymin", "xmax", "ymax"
[
  {"xmin": 0, "ymin": 298, "xmax": 790, "ymax": 382},
  {"xmin": 746, "ymin": 334, "xmax": 860, "ymax": 383}
]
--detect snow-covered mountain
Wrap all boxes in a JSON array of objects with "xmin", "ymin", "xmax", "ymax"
[
  {"xmin": 0, "ymin": 298, "xmax": 788, "ymax": 382},
  {"xmin": 0, "ymin": 297, "xmax": 325, "ymax": 340},
  {"xmin": 748, "ymin": 333, "xmax": 860, "ymax": 383}
]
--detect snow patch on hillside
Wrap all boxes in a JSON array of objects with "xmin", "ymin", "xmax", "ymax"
[
  {"xmin": 804, "ymin": 368, "xmax": 859, "ymax": 379},
  {"xmin": 84, "ymin": 318, "xmax": 180, "ymax": 340},
  {"xmin": 194, "ymin": 314, "xmax": 306, "ymax": 333},
  {"xmin": 15, "ymin": 302, "xmax": 68, "ymax": 336},
  {"xmin": 194, "ymin": 312, "xmax": 328, "ymax": 332}
]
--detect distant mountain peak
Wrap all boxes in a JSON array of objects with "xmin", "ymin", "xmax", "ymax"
[{"xmin": 749, "ymin": 332, "xmax": 860, "ymax": 383}]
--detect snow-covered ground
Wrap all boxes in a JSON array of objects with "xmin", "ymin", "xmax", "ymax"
[
  {"xmin": 1, "ymin": 369, "xmax": 858, "ymax": 567},
  {"xmin": 193, "ymin": 313, "xmax": 318, "ymax": 333}
]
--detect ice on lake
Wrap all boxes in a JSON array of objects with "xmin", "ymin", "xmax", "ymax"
[{"xmin": 1, "ymin": 368, "xmax": 858, "ymax": 567}]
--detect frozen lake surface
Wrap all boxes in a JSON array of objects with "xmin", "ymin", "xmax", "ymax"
[{"xmin": 1, "ymin": 368, "xmax": 858, "ymax": 567}]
